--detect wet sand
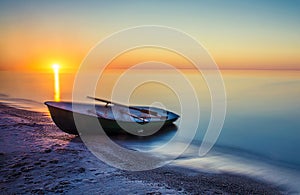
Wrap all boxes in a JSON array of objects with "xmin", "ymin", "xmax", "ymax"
[{"xmin": 0, "ymin": 103, "xmax": 284, "ymax": 194}]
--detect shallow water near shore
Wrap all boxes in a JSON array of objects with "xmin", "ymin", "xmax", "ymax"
[{"xmin": 1, "ymin": 69, "xmax": 300, "ymax": 192}]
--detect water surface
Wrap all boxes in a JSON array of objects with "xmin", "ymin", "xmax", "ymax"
[{"xmin": 1, "ymin": 69, "xmax": 299, "ymax": 191}]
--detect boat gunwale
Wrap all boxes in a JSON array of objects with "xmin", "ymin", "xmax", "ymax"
[{"xmin": 44, "ymin": 101, "xmax": 179, "ymax": 123}]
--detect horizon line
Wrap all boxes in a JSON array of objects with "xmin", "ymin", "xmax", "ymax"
[{"xmin": 1, "ymin": 67, "xmax": 300, "ymax": 72}]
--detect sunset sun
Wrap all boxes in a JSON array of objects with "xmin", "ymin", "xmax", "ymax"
[{"xmin": 52, "ymin": 63, "xmax": 60, "ymax": 71}]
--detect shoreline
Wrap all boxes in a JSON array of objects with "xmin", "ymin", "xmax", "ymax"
[{"xmin": 0, "ymin": 102, "xmax": 285, "ymax": 194}]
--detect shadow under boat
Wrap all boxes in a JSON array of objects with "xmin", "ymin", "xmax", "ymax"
[
  {"xmin": 107, "ymin": 124, "xmax": 178, "ymax": 151},
  {"xmin": 44, "ymin": 99, "xmax": 180, "ymax": 136}
]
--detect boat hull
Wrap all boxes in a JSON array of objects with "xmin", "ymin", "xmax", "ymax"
[{"xmin": 45, "ymin": 101, "xmax": 179, "ymax": 135}]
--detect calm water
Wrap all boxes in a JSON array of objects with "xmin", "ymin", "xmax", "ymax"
[{"xmin": 1, "ymin": 70, "xmax": 300, "ymax": 191}]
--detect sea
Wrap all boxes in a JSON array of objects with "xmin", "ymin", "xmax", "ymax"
[{"xmin": 1, "ymin": 69, "xmax": 300, "ymax": 192}]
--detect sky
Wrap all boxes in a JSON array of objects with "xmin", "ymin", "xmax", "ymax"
[{"xmin": 0, "ymin": 0, "xmax": 299, "ymax": 73}]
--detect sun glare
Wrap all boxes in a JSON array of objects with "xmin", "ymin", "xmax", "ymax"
[
  {"xmin": 52, "ymin": 64, "xmax": 60, "ymax": 101},
  {"xmin": 52, "ymin": 63, "xmax": 60, "ymax": 70}
]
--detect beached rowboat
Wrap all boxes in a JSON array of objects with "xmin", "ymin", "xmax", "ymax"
[{"xmin": 44, "ymin": 98, "xmax": 179, "ymax": 135}]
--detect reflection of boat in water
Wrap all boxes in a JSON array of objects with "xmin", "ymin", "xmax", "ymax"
[
  {"xmin": 44, "ymin": 97, "xmax": 179, "ymax": 135},
  {"xmin": 111, "ymin": 124, "xmax": 178, "ymax": 151}
]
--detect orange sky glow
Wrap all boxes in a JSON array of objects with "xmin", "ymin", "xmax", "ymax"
[{"xmin": 0, "ymin": 1, "xmax": 299, "ymax": 73}]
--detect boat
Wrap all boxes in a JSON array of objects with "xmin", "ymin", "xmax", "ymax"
[{"xmin": 44, "ymin": 97, "xmax": 180, "ymax": 135}]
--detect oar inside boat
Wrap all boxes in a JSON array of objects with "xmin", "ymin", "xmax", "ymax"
[
  {"xmin": 86, "ymin": 96, "xmax": 166, "ymax": 119},
  {"xmin": 87, "ymin": 106, "xmax": 150, "ymax": 124}
]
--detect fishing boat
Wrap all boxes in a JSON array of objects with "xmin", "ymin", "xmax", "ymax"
[{"xmin": 44, "ymin": 97, "xmax": 180, "ymax": 135}]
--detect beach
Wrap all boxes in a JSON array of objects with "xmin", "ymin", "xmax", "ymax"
[{"xmin": 0, "ymin": 102, "xmax": 284, "ymax": 194}]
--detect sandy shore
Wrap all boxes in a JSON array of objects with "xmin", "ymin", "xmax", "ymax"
[{"xmin": 0, "ymin": 102, "xmax": 284, "ymax": 194}]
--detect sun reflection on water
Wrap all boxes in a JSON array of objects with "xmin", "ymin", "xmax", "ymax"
[{"xmin": 52, "ymin": 64, "xmax": 60, "ymax": 101}]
